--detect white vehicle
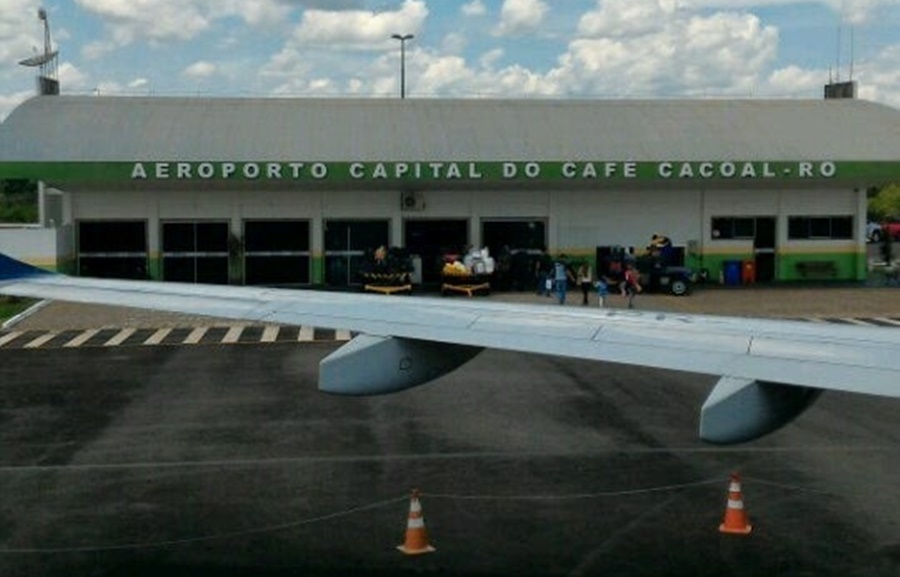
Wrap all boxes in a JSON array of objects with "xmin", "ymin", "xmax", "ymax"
[
  {"xmin": 1, "ymin": 252, "xmax": 897, "ymax": 445},
  {"xmin": 867, "ymin": 221, "xmax": 883, "ymax": 243}
]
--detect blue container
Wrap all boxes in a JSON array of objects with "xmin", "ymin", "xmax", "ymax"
[{"xmin": 723, "ymin": 260, "xmax": 742, "ymax": 286}]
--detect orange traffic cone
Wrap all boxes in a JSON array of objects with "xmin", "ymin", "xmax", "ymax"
[
  {"xmin": 397, "ymin": 489, "xmax": 436, "ymax": 555},
  {"xmin": 719, "ymin": 472, "xmax": 752, "ymax": 535}
]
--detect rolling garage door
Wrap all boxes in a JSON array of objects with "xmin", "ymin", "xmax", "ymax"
[
  {"xmin": 243, "ymin": 219, "xmax": 310, "ymax": 286},
  {"xmin": 161, "ymin": 221, "xmax": 230, "ymax": 284},
  {"xmin": 78, "ymin": 220, "xmax": 148, "ymax": 279}
]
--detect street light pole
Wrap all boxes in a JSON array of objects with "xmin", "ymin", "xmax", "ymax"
[{"xmin": 391, "ymin": 33, "xmax": 414, "ymax": 99}]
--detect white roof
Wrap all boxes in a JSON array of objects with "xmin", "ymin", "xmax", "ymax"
[{"xmin": 1, "ymin": 95, "xmax": 899, "ymax": 162}]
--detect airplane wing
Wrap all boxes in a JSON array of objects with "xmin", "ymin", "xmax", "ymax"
[{"xmin": 1, "ymin": 252, "xmax": 897, "ymax": 444}]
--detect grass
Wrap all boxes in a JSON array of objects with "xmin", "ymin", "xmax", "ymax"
[{"xmin": 0, "ymin": 296, "xmax": 36, "ymax": 324}]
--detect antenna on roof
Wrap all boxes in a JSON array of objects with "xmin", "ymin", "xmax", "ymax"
[
  {"xmin": 823, "ymin": 11, "xmax": 856, "ymax": 100},
  {"xmin": 18, "ymin": 6, "xmax": 59, "ymax": 95}
]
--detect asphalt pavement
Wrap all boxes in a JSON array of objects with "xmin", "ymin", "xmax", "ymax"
[{"xmin": 0, "ymin": 284, "xmax": 898, "ymax": 576}]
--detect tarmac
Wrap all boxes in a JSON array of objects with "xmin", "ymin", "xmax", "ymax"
[{"xmin": 1, "ymin": 283, "xmax": 899, "ymax": 577}]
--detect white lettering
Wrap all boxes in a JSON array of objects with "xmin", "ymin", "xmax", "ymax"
[
  {"xmin": 267, "ymin": 163, "xmax": 282, "ymax": 179},
  {"xmin": 503, "ymin": 163, "xmax": 518, "ymax": 178},
  {"xmin": 395, "ymin": 163, "xmax": 409, "ymax": 178},
  {"xmin": 197, "ymin": 163, "xmax": 214, "ymax": 179},
  {"xmin": 720, "ymin": 162, "xmax": 736, "ymax": 178},
  {"xmin": 623, "ymin": 162, "xmax": 637, "ymax": 178},
  {"xmin": 740, "ymin": 163, "xmax": 757, "ymax": 178},
  {"xmin": 155, "ymin": 163, "xmax": 170, "ymax": 179},
  {"xmin": 604, "ymin": 163, "xmax": 617, "ymax": 178},
  {"xmin": 524, "ymin": 162, "xmax": 540, "ymax": 178},
  {"xmin": 446, "ymin": 163, "xmax": 462, "ymax": 179},
  {"xmin": 581, "ymin": 163, "xmax": 598, "ymax": 178},
  {"xmin": 429, "ymin": 162, "xmax": 444, "ymax": 178},
  {"xmin": 763, "ymin": 162, "xmax": 775, "ymax": 177},
  {"xmin": 131, "ymin": 163, "xmax": 147, "ymax": 179},
  {"xmin": 698, "ymin": 162, "xmax": 714, "ymax": 178},
  {"xmin": 561, "ymin": 162, "xmax": 577, "ymax": 178},
  {"xmin": 349, "ymin": 163, "xmax": 365, "ymax": 178},
  {"xmin": 678, "ymin": 163, "xmax": 694, "ymax": 178},
  {"xmin": 468, "ymin": 162, "xmax": 483, "ymax": 179},
  {"xmin": 177, "ymin": 163, "xmax": 191, "ymax": 179},
  {"xmin": 799, "ymin": 162, "xmax": 813, "ymax": 177},
  {"xmin": 658, "ymin": 162, "xmax": 673, "ymax": 178},
  {"xmin": 820, "ymin": 161, "xmax": 836, "ymax": 178},
  {"xmin": 311, "ymin": 163, "xmax": 327, "ymax": 179},
  {"xmin": 242, "ymin": 163, "xmax": 260, "ymax": 179},
  {"xmin": 289, "ymin": 163, "xmax": 305, "ymax": 178},
  {"xmin": 372, "ymin": 163, "xmax": 388, "ymax": 178},
  {"xmin": 222, "ymin": 163, "xmax": 236, "ymax": 178}
]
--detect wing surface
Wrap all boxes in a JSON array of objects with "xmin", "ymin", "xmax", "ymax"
[{"xmin": 1, "ymin": 253, "xmax": 897, "ymax": 400}]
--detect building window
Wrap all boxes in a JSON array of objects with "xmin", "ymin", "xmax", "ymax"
[
  {"xmin": 711, "ymin": 217, "xmax": 755, "ymax": 240},
  {"xmin": 788, "ymin": 216, "xmax": 853, "ymax": 240}
]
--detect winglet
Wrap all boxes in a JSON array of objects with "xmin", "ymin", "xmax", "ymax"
[{"xmin": 0, "ymin": 252, "xmax": 55, "ymax": 282}]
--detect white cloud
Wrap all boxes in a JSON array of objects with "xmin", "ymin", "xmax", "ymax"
[
  {"xmin": 494, "ymin": 0, "xmax": 549, "ymax": 37},
  {"xmin": 677, "ymin": 0, "xmax": 894, "ymax": 24},
  {"xmin": 74, "ymin": 0, "xmax": 212, "ymax": 44},
  {"xmin": 292, "ymin": 0, "xmax": 427, "ymax": 48},
  {"xmin": 854, "ymin": 44, "xmax": 900, "ymax": 108},
  {"xmin": 0, "ymin": 0, "xmax": 46, "ymax": 65},
  {"xmin": 183, "ymin": 60, "xmax": 217, "ymax": 78},
  {"xmin": 556, "ymin": 1, "xmax": 780, "ymax": 96},
  {"xmin": 462, "ymin": 1, "xmax": 487, "ymax": 17}
]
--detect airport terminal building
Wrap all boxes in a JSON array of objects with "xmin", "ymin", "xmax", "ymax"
[{"xmin": 0, "ymin": 95, "xmax": 898, "ymax": 287}]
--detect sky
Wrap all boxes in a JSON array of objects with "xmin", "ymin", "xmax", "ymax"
[{"xmin": 0, "ymin": 0, "xmax": 898, "ymax": 121}]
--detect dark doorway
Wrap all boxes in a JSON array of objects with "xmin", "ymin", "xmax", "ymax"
[
  {"xmin": 753, "ymin": 217, "xmax": 776, "ymax": 282},
  {"xmin": 161, "ymin": 221, "xmax": 229, "ymax": 284},
  {"xmin": 243, "ymin": 219, "xmax": 310, "ymax": 286},
  {"xmin": 324, "ymin": 219, "xmax": 390, "ymax": 287},
  {"xmin": 77, "ymin": 220, "xmax": 148, "ymax": 279},
  {"xmin": 404, "ymin": 219, "xmax": 468, "ymax": 285}
]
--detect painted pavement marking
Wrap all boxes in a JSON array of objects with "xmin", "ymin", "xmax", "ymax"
[
  {"xmin": 23, "ymin": 331, "xmax": 59, "ymax": 349},
  {"xmin": 183, "ymin": 327, "xmax": 209, "ymax": 344},
  {"xmin": 261, "ymin": 325, "xmax": 280, "ymax": 343},
  {"xmin": 297, "ymin": 325, "xmax": 315, "ymax": 342},
  {"xmin": 222, "ymin": 326, "xmax": 244, "ymax": 344},
  {"xmin": 104, "ymin": 328, "xmax": 136, "ymax": 347},
  {"xmin": 63, "ymin": 329, "xmax": 100, "ymax": 348},
  {"xmin": 143, "ymin": 328, "xmax": 172, "ymax": 346},
  {"xmin": 0, "ymin": 331, "xmax": 23, "ymax": 347}
]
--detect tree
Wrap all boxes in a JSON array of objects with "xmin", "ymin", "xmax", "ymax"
[
  {"xmin": 0, "ymin": 179, "xmax": 38, "ymax": 223},
  {"xmin": 869, "ymin": 183, "xmax": 900, "ymax": 221}
]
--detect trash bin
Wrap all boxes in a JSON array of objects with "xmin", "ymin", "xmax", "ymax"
[
  {"xmin": 723, "ymin": 260, "xmax": 742, "ymax": 285},
  {"xmin": 741, "ymin": 260, "xmax": 756, "ymax": 284}
]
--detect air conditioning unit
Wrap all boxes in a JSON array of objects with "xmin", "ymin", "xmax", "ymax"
[{"xmin": 400, "ymin": 191, "xmax": 425, "ymax": 211}]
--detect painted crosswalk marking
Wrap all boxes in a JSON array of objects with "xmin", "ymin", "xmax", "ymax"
[
  {"xmin": 23, "ymin": 332, "xmax": 59, "ymax": 349},
  {"xmin": 335, "ymin": 329, "xmax": 351, "ymax": 341},
  {"xmin": 298, "ymin": 325, "xmax": 314, "ymax": 342},
  {"xmin": 0, "ymin": 331, "xmax": 23, "ymax": 347},
  {"xmin": 143, "ymin": 328, "xmax": 172, "ymax": 346},
  {"xmin": 183, "ymin": 326, "xmax": 208, "ymax": 344},
  {"xmin": 104, "ymin": 328, "xmax": 136, "ymax": 347},
  {"xmin": 64, "ymin": 328, "xmax": 100, "ymax": 348},
  {"xmin": 222, "ymin": 326, "xmax": 244, "ymax": 344},
  {"xmin": 261, "ymin": 325, "xmax": 279, "ymax": 343}
]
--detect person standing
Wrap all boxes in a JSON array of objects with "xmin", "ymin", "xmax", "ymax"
[
  {"xmin": 553, "ymin": 255, "xmax": 575, "ymax": 305},
  {"xmin": 621, "ymin": 262, "xmax": 642, "ymax": 309},
  {"xmin": 577, "ymin": 262, "xmax": 592, "ymax": 305}
]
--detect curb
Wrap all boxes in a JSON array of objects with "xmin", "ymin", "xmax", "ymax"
[{"xmin": 1, "ymin": 299, "xmax": 50, "ymax": 331}]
